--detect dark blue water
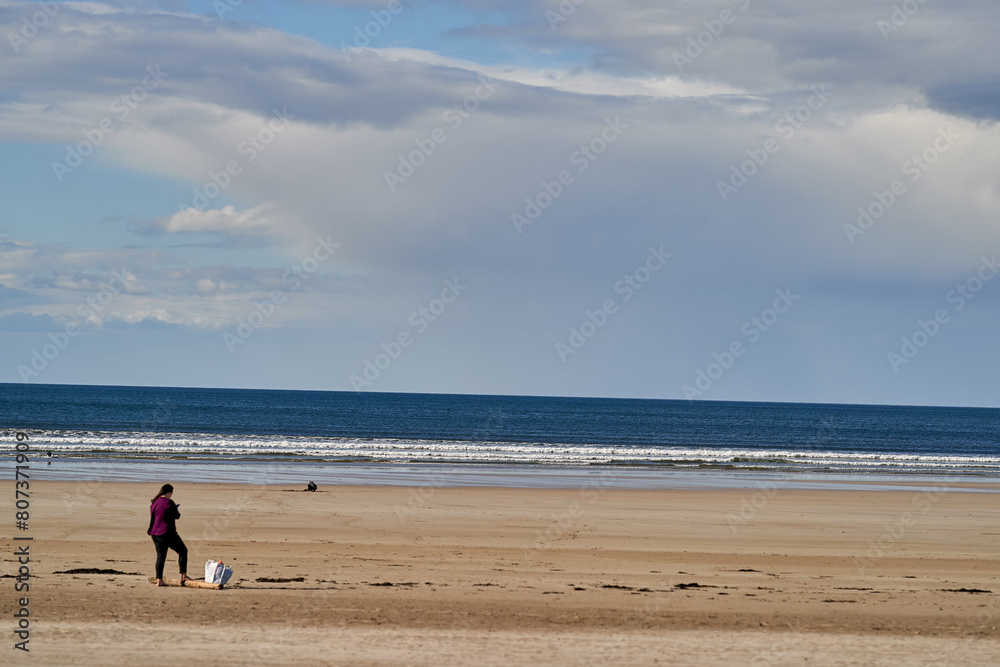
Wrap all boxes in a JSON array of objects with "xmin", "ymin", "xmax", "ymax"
[{"xmin": 1, "ymin": 383, "xmax": 999, "ymax": 475}]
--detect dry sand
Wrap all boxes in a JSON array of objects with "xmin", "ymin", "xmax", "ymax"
[{"xmin": 4, "ymin": 480, "xmax": 1000, "ymax": 665}]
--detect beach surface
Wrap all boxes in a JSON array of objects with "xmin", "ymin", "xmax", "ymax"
[{"xmin": 6, "ymin": 480, "xmax": 1000, "ymax": 665}]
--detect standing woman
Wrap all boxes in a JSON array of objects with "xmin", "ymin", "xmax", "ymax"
[{"xmin": 148, "ymin": 484, "xmax": 192, "ymax": 587}]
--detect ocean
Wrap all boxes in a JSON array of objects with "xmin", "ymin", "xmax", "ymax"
[{"xmin": 3, "ymin": 383, "xmax": 999, "ymax": 488}]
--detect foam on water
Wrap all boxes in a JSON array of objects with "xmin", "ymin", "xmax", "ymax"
[{"xmin": 9, "ymin": 430, "xmax": 1000, "ymax": 475}]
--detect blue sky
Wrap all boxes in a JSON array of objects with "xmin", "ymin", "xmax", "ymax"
[{"xmin": 1, "ymin": 0, "xmax": 999, "ymax": 406}]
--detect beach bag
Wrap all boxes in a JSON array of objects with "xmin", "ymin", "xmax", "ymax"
[{"xmin": 204, "ymin": 560, "xmax": 234, "ymax": 586}]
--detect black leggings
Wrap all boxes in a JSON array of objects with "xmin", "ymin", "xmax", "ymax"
[{"xmin": 152, "ymin": 533, "xmax": 188, "ymax": 579}]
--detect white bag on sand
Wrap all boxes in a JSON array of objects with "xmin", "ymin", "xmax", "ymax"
[{"xmin": 204, "ymin": 560, "xmax": 234, "ymax": 586}]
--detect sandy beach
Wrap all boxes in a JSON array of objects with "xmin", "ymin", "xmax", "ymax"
[{"xmin": 6, "ymin": 480, "xmax": 1000, "ymax": 665}]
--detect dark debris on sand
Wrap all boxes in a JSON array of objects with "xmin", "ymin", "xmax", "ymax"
[
  {"xmin": 54, "ymin": 568, "xmax": 142, "ymax": 575},
  {"xmin": 940, "ymin": 588, "xmax": 992, "ymax": 594},
  {"xmin": 369, "ymin": 581, "xmax": 418, "ymax": 587}
]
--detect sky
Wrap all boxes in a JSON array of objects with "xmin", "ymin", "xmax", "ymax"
[{"xmin": 1, "ymin": 0, "xmax": 998, "ymax": 406}]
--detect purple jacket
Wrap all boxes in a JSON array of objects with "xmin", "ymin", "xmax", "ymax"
[{"xmin": 148, "ymin": 496, "xmax": 180, "ymax": 536}]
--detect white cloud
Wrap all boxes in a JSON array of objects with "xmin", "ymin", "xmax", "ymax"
[{"xmin": 163, "ymin": 204, "xmax": 283, "ymax": 236}]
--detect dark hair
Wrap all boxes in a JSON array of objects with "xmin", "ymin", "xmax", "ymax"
[{"xmin": 152, "ymin": 484, "xmax": 174, "ymax": 503}]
